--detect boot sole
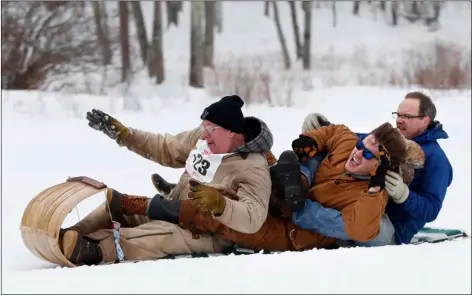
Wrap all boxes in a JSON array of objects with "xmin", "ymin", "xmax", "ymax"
[{"xmin": 273, "ymin": 151, "xmax": 304, "ymax": 211}]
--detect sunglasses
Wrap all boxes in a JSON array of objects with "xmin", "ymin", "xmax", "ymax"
[{"xmin": 355, "ymin": 140, "xmax": 379, "ymax": 160}]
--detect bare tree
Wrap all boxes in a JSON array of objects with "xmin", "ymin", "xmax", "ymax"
[
  {"xmin": 302, "ymin": 0, "xmax": 312, "ymax": 70},
  {"xmin": 91, "ymin": 2, "xmax": 112, "ymax": 65},
  {"xmin": 166, "ymin": 1, "xmax": 182, "ymax": 28},
  {"xmin": 353, "ymin": 1, "xmax": 360, "ymax": 15},
  {"xmin": 189, "ymin": 1, "xmax": 204, "ymax": 88},
  {"xmin": 1, "ymin": 2, "xmax": 106, "ymax": 90},
  {"xmin": 288, "ymin": 1, "xmax": 302, "ymax": 59},
  {"xmin": 272, "ymin": 2, "xmax": 290, "ymax": 69},
  {"xmin": 332, "ymin": 1, "xmax": 337, "ymax": 27},
  {"xmin": 380, "ymin": 1, "xmax": 386, "ymax": 12},
  {"xmin": 264, "ymin": 1, "xmax": 270, "ymax": 17},
  {"xmin": 391, "ymin": 1, "xmax": 399, "ymax": 26},
  {"xmin": 131, "ymin": 2, "xmax": 148, "ymax": 64},
  {"xmin": 204, "ymin": 1, "xmax": 215, "ymax": 68},
  {"xmin": 100, "ymin": 3, "xmax": 113, "ymax": 64},
  {"xmin": 426, "ymin": 1, "xmax": 442, "ymax": 26},
  {"xmin": 149, "ymin": 0, "xmax": 164, "ymax": 83},
  {"xmin": 215, "ymin": 1, "xmax": 223, "ymax": 33},
  {"xmin": 119, "ymin": 1, "xmax": 131, "ymax": 82}
]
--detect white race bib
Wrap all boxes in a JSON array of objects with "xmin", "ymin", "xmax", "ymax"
[{"xmin": 185, "ymin": 140, "xmax": 234, "ymax": 184}]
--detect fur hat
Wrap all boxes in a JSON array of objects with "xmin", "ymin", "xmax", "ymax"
[
  {"xmin": 399, "ymin": 139, "xmax": 425, "ymax": 185},
  {"xmin": 370, "ymin": 122, "xmax": 407, "ymax": 173}
]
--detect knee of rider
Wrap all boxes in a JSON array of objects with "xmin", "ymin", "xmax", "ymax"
[
  {"xmin": 300, "ymin": 165, "xmax": 313, "ymax": 187},
  {"xmin": 147, "ymin": 197, "xmax": 180, "ymax": 224},
  {"xmin": 300, "ymin": 155, "xmax": 325, "ymax": 185}
]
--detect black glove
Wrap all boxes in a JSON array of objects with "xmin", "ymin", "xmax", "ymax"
[
  {"xmin": 291, "ymin": 135, "xmax": 318, "ymax": 162},
  {"xmin": 86, "ymin": 109, "xmax": 129, "ymax": 141},
  {"xmin": 368, "ymin": 148, "xmax": 391, "ymax": 190}
]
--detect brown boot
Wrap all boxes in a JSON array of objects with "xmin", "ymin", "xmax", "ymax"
[
  {"xmin": 60, "ymin": 229, "xmax": 103, "ymax": 266},
  {"xmin": 106, "ymin": 189, "xmax": 150, "ymax": 216}
]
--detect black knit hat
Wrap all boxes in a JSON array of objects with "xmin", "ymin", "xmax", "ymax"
[{"xmin": 200, "ymin": 95, "xmax": 245, "ymax": 134}]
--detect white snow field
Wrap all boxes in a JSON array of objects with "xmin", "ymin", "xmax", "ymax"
[
  {"xmin": 1, "ymin": 87, "xmax": 471, "ymax": 294},
  {"xmin": 2, "ymin": 1, "xmax": 471, "ymax": 294}
]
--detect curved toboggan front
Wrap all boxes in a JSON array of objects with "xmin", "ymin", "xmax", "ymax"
[{"xmin": 20, "ymin": 176, "xmax": 108, "ymax": 267}]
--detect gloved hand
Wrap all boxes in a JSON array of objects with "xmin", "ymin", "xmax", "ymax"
[
  {"xmin": 385, "ymin": 170, "xmax": 410, "ymax": 204},
  {"xmin": 188, "ymin": 179, "xmax": 226, "ymax": 216},
  {"xmin": 368, "ymin": 149, "xmax": 391, "ymax": 192},
  {"xmin": 86, "ymin": 109, "xmax": 130, "ymax": 142},
  {"xmin": 291, "ymin": 135, "xmax": 318, "ymax": 163}
]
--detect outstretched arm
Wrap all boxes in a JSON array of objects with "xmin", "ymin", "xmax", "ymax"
[{"xmin": 120, "ymin": 127, "xmax": 201, "ymax": 168}]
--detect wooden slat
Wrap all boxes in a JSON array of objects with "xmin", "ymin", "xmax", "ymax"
[
  {"xmin": 20, "ymin": 176, "xmax": 108, "ymax": 267},
  {"xmin": 21, "ymin": 183, "xmax": 63, "ymax": 227},
  {"xmin": 41, "ymin": 183, "xmax": 86, "ymax": 231}
]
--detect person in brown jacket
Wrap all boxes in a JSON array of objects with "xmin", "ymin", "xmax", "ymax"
[
  {"xmin": 59, "ymin": 95, "xmax": 287, "ymax": 266},
  {"xmin": 295, "ymin": 113, "xmax": 425, "ymax": 247},
  {"xmin": 145, "ymin": 122, "xmax": 409, "ymax": 252}
]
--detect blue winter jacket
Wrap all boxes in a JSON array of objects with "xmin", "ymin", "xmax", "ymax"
[{"xmin": 292, "ymin": 122, "xmax": 453, "ymax": 244}]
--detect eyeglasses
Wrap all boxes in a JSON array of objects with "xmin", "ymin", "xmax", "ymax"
[
  {"xmin": 355, "ymin": 140, "xmax": 379, "ymax": 160},
  {"xmin": 200, "ymin": 124, "xmax": 221, "ymax": 134},
  {"xmin": 392, "ymin": 112, "xmax": 424, "ymax": 120}
]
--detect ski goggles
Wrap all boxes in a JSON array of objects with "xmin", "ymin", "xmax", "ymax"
[{"xmin": 355, "ymin": 139, "xmax": 379, "ymax": 160}]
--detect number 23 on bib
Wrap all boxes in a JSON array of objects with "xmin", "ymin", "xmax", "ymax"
[{"xmin": 185, "ymin": 140, "xmax": 233, "ymax": 184}]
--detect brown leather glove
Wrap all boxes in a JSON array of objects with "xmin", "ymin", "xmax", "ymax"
[{"xmin": 188, "ymin": 179, "xmax": 226, "ymax": 216}]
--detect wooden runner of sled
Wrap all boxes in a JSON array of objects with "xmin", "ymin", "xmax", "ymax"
[{"xmin": 20, "ymin": 176, "xmax": 107, "ymax": 267}]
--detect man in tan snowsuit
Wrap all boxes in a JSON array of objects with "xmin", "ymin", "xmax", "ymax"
[{"xmin": 61, "ymin": 95, "xmax": 280, "ymax": 266}]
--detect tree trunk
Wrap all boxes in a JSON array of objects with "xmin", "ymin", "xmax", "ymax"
[
  {"xmin": 272, "ymin": 1, "xmax": 290, "ymax": 70},
  {"xmin": 391, "ymin": 1, "xmax": 398, "ymax": 26},
  {"xmin": 189, "ymin": 1, "xmax": 204, "ymax": 88},
  {"xmin": 131, "ymin": 1, "xmax": 148, "ymax": 65},
  {"xmin": 353, "ymin": 1, "xmax": 360, "ymax": 15},
  {"xmin": 332, "ymin": 1, "xmax": 337, "ymax": 27},
  {"xmin": 380, "ymin": 1, "xmax": 386, "ymax": 12},
  {"xmin": 204, "ymin": 1, "xmax": 215, "ymax": 68},
  {"xmin": 264, "ymin": 1, "xmax": 270, "ymax": 17},
  {"xmin": 100, "ymin": 2, "xmax": 112, "ymax": 64},
  {"xmin": 91, "ymin": 1, "xmax": 111, "ymax": 65},
  {"xmin": 119, "ymin": 1, "xmax": 131, "ymax": 82},
  {"xmin": 302, "ymin": 0, "xmax": 312, "ymax": 70},
  {"xmin": 288, "ymin": 1, "xmax": 302, "ymax": 59},
  {"xmin": 149, "ymin": 0, "xmax": 165, "ymax": 83},
  {"xmin": 215, "ymin": 1, "xmax": 222, "ymax": 33},
  {"xmin": 426, "ymin": 1, "xmax": 441, "ymax": 25},
  {"xmin": 166, "ymin": 1, "xmax": 182, "ymax": 27},
  {"xmin": 411, "ymin": 1, "xmax": 419, "ymax": 15}
]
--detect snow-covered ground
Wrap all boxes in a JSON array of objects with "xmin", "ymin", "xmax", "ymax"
[{"xmin": 1, "ymin": 87, "xmax": 471, "ymax": 293}]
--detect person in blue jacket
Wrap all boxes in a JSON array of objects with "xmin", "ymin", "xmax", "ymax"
[{"xmin": 292, "ymin": 91, "xmax": 453, "ymax": 246}]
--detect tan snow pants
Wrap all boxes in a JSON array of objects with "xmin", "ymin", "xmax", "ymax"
[{"xmin": 69, "ymin": 202, "xmax": 232, "ymax": 263}]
